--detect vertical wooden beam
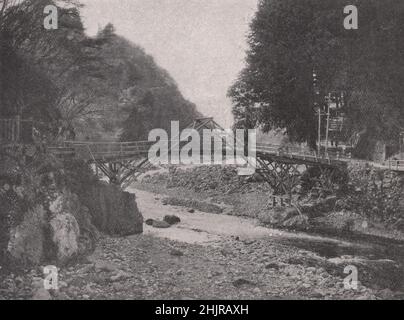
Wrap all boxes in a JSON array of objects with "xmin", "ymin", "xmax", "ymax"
[{"xmin": 16, "ymin": 115, "xmax": 21, "ymax": 143}]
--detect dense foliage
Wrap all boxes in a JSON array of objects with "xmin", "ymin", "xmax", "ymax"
[
  {"xmin": 0, "ymin": 0, "xmax": 200, "ymax": 267},
  {"xmin": 0, "ymin": 0, "xmax": 199, "ymax": 142},
  {"xmin": 229, "ymin": 0, "xmax": 404, "ymax": 155},
  {"xmin": 342, "ymin": 166, "xmax": 404, "ymax": 225}
]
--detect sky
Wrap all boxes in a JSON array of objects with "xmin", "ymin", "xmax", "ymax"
[{"xmin": 80, "ymin": 0, "xmax": 258, "ymax": 128}]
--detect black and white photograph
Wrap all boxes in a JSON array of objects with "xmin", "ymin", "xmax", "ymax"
[{"xmin": 1, "ymin": 0, "xmax": 404, "ymax": 304}]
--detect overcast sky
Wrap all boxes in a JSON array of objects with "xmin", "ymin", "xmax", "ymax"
[{"xmin": 80, "ymin": 0, "xmax": 258, "ymax": 128}]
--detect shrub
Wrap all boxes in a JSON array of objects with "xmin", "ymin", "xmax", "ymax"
[{"xmin": 341, "ymin": 166, "xmax": 403, "ymax": 225}]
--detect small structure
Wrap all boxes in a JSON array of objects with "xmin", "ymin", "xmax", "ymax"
[
  {"xmin": 186, "ymin": 117, "xmax": 225, "ymax": 131},
  {"xmin": 372, "ymin": 139, "xmax": 400, "ymax": 162},
  {"xmin": 400, "ymin": 132, "xmax": 404, "ymax": 160}
]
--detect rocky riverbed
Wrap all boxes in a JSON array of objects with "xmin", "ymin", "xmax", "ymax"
[
  {"xmin": 1, "ymin": 188, "xmax": 403, "ymax": 300},
  {"xmin": 0, "ymin": 234, "xmax": 394, "ymax": 300}
]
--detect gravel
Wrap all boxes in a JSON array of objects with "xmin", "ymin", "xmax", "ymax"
[{"xmin": 1, "ymin": 234, "xmax": 396, "ymax": 300}]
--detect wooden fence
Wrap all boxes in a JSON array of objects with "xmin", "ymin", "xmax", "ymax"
[{"xmin": 0, "ymin": 117, "xmax": 33, "ymax": 144}]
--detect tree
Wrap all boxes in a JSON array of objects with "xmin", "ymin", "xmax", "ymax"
[
  {"xmin": 1, "ymin": 1, "xmax": 200, "ymax": 143},
  {"xmin": 0, "ymin": 0, "xmax": 111, "ymax": 140},
  {"xmin": 229, "ymin": 0, "xmax": 404, "ymax": 155}
]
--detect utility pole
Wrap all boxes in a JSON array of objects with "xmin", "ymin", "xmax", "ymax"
[
  {"xmin": 325, "ymin": 93, "xmax": 331, "ymax": 154},
  {"xmin": 16, "ymin": 114, "xmax": 21, "ymax": 143},
  {"xmin": 400, "ymin": 131, "xmax": 404, "ymax": 159},
  {"xmin": 313, "ymin": 70, "xmax": 321, "ymax": 155},
  {"xmin": 317, "ymin": 108, "xmax": 321, "ymax": 155}
]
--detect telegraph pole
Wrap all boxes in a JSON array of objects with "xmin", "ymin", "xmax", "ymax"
[
  {"xmin": 313, "ymin": 70, "xmax": 321, "ymax": 155},
  {"xmin": 325, "ymin": 93, "xmax": 331, "ymax": 154},
  {"xmin": 317, "ymin": 108, "xmax": 321, "ymax": 155}
]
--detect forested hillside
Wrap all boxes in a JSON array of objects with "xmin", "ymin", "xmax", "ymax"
[
  {"xmin": 79, "ymin": 23, "xmax": 201, "ymax": 141},
  {"xmin": 0, "ymin": 0, "xmax": 200, "ymax": 142}
]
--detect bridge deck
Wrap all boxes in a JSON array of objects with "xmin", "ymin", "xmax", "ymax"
[
  {"xmin": 3, "ymin": 116, "xmax": 403, "ymax": 172},
  {"xmin": 45, "ymin": 140, "xmax": 404, "ymax": 172},
  {"xmin": 48, "ymin": 141, "xmax": 153, "ymax": 161}
]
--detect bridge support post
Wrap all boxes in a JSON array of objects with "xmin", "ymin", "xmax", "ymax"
[
  {"xmin": 256, "ymin": 158, "xmax": 301, "ymax": 198},
  {"xmin": 92, "ymin": 158, "xmax": 153, "ymax": 186}
]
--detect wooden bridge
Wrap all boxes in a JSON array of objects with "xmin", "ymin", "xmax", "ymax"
[
  {"xmin": 46, "ymin": 138, "xmax": 391, "ymax": 195},
  {"xmin": 44, "ymin": 139, "xmax": 346, "ymax": 192},
  {"xmin": 47, "ymin": 141, "xmax": 348, "ymax": 165},
  {"xmin": 2, "ymin": 116, "xmax": 404, "ymax": 194}
]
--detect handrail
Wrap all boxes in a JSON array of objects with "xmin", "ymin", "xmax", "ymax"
[
  {"xmin": 46, "ymin": 140, "xmax": 404, "ymax": 172},
  {"xmin": 65, "ymin": 140, "xmax": 167, "ymax": 145}
]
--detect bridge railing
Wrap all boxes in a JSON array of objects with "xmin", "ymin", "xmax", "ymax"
[
  {"xmin": 63, "ymin": 140, "xmax": 154, "ymax": 159},
  {"xmin": 254, "ymin": 143, "xmax": 351, "ymax": 163},
  {"xmin": 48, "ymin": 139, "xmax": 404, "ymax": 172},
  {"xmin": 384, "ymin": 160, "xmax": 404, "ymax": 171}
]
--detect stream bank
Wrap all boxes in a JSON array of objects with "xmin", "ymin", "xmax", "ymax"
[{"xmin": 131, "ymin": 177, "xmax": 404, "ymax": 296}]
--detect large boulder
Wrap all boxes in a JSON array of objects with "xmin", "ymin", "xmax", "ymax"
[
  {"xmin": 49, "ymin": 213, "xmax": 80, "ymax": 265},
  {"xmin": 80, "ymin": 182, "xmax": 143, "ymax": 236},
  {"xmin": 49, "ymin": 190, "xmax": 98, "ymax": 257},
  {"xmin": 163, "ymin": 215, "xmax": 181, "ymax": 225},
  {"xmin": 258, "ymin": 207, "xmax": 300, "ymax": 227},
  {"xmin": 152, "ymin": 220, "xmax": 171, "ymax": 229},
  {"xmin": 300, "ymin": 196, "xmax": 337, "ymax": 218},
  {"xmin": 49, "ymin": 190, "xmax": 95, "ymax": 232},
  {"xmin": 282, "ymin": 215, "xmax": 309, "ymax": 230},
  {"xmin": 311, "ymin": 211, "xmax": 362, "ymax": 234},
  {"xmin": 7, "ymin": 190, "xmax": 96, "ymax": 267},
  {"xmin": 7, "ymin": 205, "xmax": 46, "ymax": 266}
]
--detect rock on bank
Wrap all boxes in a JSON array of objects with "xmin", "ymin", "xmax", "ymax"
[
  {"xmin": 4, "ymin": 181, "xmax": 143, "ymax": 268},
  {"xmin": 79, "ymin": 182, "xmax": 143, "ymax": 236}
]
